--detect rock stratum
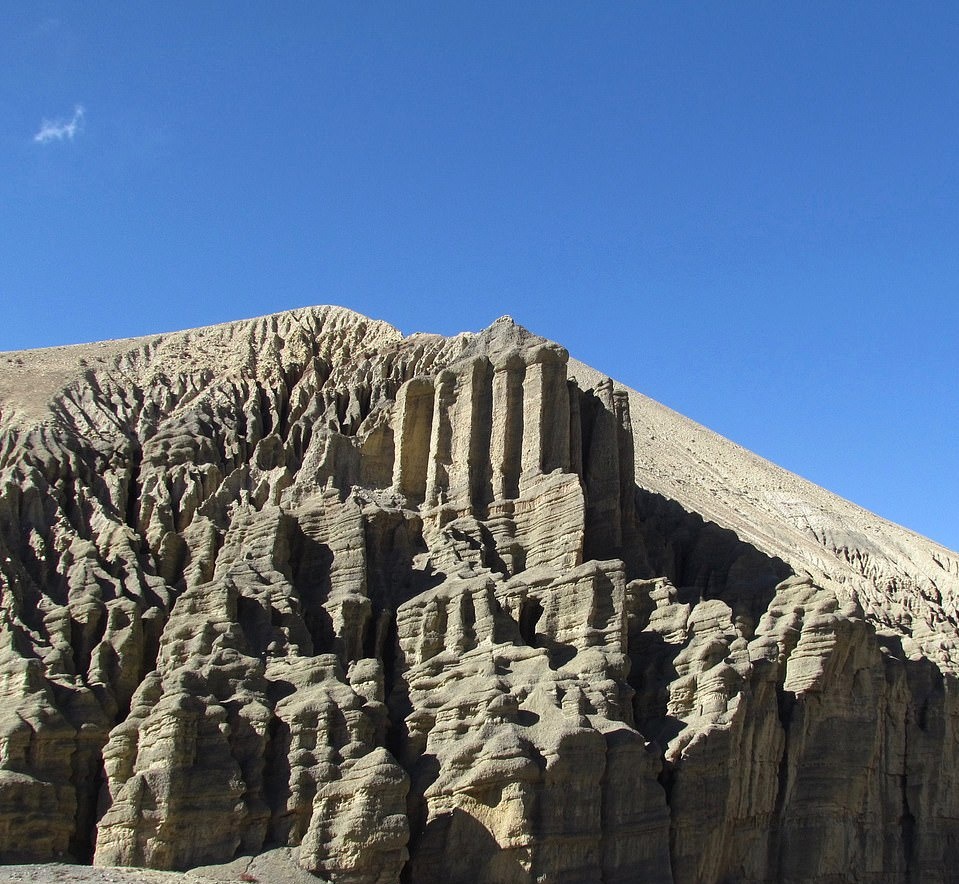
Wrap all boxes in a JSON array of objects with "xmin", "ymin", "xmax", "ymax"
[{"xmin": 0, "ymin": 306, "xmax": 957, "ymax": 884}]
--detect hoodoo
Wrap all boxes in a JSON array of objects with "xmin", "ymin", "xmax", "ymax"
[{"xmin": 0, "ymin": 306, "xmax": 957, "ymax": 882}]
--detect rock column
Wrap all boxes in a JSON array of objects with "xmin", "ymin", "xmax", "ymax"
[
  {"xmin": 392, "ymin": 378, "xmax": 435, "ymax": 504},
  {"xmin": 519, "ymin": 346, "xmax": 570, "ymax": 491},
  {"xmin": 490, "ymin": 354, "xmax": 524, "ymax": 502}
]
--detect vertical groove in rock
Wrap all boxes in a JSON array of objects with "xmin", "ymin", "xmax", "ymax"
[{"xmin": 424, "ymin": 372, "xmax": 453, "ymax": 509}]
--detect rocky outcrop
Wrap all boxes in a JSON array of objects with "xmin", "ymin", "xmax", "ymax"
[{"xmin": 0, "ymin": 305, "xmax": 957, "ymax": 882}]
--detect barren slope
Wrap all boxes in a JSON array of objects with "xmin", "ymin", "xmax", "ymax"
[{"xmin": 569, "ymin": 358, "xmax": 959, "ymax": 671}]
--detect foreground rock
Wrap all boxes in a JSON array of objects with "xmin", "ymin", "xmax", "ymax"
[
  {"xmin": 0, "ymin": 306, "xmax": 957, "ymax": 882},
  {"xmin": 0, "ymin": 847, "xmax": 322, "ymax": 882}
]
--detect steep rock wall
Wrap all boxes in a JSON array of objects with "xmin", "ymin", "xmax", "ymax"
[{"xmin": 0, "ymin": 306, "xmax": 957, "ymax": 882}]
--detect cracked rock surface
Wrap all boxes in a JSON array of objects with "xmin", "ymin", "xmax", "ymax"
[{"xmin": 1, "ymin": 306, "xmax": 958, "ymax": 883}]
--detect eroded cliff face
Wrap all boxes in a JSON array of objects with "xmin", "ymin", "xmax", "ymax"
[{"xmin": 0, "ymin": 306, "xmax": 957, "ymax": 883}]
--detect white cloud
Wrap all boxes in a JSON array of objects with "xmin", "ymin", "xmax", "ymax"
[{"xmin": 34, "ymin": 105, "xmax": 85, "ymax": 144}]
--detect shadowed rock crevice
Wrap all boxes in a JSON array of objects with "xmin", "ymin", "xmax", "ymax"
[{"xmin": 634, "ymin": 487, "xmax": 792, "ymax": 628}]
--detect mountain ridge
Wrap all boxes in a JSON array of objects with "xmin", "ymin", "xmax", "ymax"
[
  {"xmin": 5, "ymin": 304, "xmax": 954, "ymax": 656},
  {"xmin": 0, "ymin": 304, "xmax": 957, "ymax": 882}
]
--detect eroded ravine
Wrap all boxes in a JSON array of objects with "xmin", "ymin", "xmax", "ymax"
[{"xmin": 1, "ymin": 306, "xmax": 957, "ymax": 883}]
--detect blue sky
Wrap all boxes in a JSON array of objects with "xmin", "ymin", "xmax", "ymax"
[{"xmin": 2, "ymin": 3, "xmax": 957, "ymax": 551}]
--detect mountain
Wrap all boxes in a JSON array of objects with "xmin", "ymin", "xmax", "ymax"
[{"xmin": 0, "ymin": 306, "xmax": 956, "ymax": 883}]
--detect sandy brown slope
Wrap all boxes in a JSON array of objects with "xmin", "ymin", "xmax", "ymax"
[
  {"xmin": 0, "ymin": 308, "xmax": 403, "ymax": 431},
  {"xmin": 568, "ymin": 357, "xmax": 959, "ymax": 672}
]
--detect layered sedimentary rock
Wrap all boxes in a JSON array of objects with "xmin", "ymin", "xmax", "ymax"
[{"xmin": 0, "ymin": 305, "xmax": 957, "ymax": 882}]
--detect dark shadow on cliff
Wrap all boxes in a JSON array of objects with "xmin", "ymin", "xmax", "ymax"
[
  {"xmin": 288, "ymin": 526, "xmax": 336, "ymax": 655},
  {"xmin": 402, "ymin": 807, "xmax": 529, "ymax": 884},
  {"xmin": 626, "ymin": 485, "xmax": 793, "ymax": 747},
  {"xmin": 633, "ymin": 486, "xmax": 792, "ymax": 634}
]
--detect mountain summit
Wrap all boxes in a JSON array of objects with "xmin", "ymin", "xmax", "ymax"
[{"xmin": 1, "ymin": 306, "xmax": 956, "ymax": 882}]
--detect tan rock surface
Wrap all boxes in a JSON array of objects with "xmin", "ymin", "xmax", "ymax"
[
  {"xmin": 0, "ymin": 847, "xmax": 324, "ymax": 882},
  {"xmin": 0, "ymin": 305, "xmax": 957, "ymax": 882}
]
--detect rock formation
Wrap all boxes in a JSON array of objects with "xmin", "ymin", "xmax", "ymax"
[{"xmin": 0, "ymin": 305, "xmax": 957, "ymax": 882}]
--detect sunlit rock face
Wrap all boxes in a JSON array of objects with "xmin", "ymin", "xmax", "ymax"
[{"xmin": 1, "ymin": 305, "xmax": 958, "ymax": 882}]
